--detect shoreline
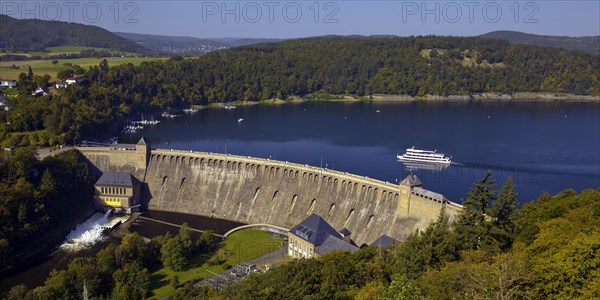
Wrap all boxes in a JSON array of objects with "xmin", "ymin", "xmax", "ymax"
[
  {"xmin": 191, "ymin": 93, "xmax": 600, "ymax": 109},
  {"xmin": 366, "ymin": 93, "xmax": 600, "ymax": 102}
]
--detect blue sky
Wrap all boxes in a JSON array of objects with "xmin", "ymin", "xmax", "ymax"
[{"xmin": 3, "ymin": 1, "xmax": 599, "ymax": 38}]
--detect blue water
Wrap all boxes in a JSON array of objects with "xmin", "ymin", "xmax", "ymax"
[{"xmin": 122, "ymin": 101, "xmax": 600, "ymax": 205}]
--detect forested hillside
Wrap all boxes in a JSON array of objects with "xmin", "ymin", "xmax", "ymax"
[
  {"xmin": 1, "ymin": 36, "xmax": 599, "ymax": 147},
  {"xmin": 100, "ymin": 36, "xmax": 600, "ymax": 108},
  {"xmin": 0, "ymin": 149, "xmax": 95, "ymax": 272},
  {"xmin": 0, "ymin": 15, "xmax": 149, "ymax": 53}
]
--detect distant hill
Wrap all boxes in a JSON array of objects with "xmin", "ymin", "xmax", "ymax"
[
  {"xmin": 115, "ymin": 32, "xmax": 229, "ymax": 55},
  {"xmin": 481, "ymin": 31, "xmax": 600, "ymax": 54},
  {"xmin": 0, "ymin": 15, "xmax": 150, "ymax": 54},
  {"xmin": 115, "ymin": 33, "xmax": 285, "ymax": 55},
  {"xmin": 208, "ymin": 38, "xmax": 285, "ymax": 47}
]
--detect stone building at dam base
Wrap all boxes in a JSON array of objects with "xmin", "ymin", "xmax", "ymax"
[{"xmin": 76, "ymin": 139, "xmax": 463, "ymax": 245}]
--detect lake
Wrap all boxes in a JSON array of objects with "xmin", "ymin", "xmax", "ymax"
[{"xmin": 121, "ymin": 100, "xmax": 600, "ymax": 205}]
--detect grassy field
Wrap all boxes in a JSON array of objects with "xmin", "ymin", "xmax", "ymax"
[
  {"xmin": 0, "ymin": 57, "xmax": 167, "ymax": 80},
  {"xmin": 149, "ymin": 230, "xmax": 286, "ymax": 299},
  {"xmin": 1, "ymin": 45, "xmax": 140, "ymax": 58}
]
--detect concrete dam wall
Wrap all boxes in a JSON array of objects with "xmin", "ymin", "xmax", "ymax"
[{"xmin": 78, "ymin": 146, "xmax": 463, "ymax": 245}]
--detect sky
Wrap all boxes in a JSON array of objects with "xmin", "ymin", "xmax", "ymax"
[{"xmin": 2, "ymin": 1, "xmax": 599, "ymax": 38}]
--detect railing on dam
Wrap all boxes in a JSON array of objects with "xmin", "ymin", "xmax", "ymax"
[{"xmin": 224, "ymin": 224, "xmax": 290, "ymax": 238}]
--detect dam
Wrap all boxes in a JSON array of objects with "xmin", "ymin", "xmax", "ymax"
[{"xmin": 77, "ymin": 138, "xmax": 463, "ymax": 245}]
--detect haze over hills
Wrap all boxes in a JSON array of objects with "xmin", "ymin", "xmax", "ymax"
[
  {"xmin": 114, "ymin": 32, "xmax": 229, "ymax": 55},
  {"xmin": 115, "ymin": 32, "xmax": 284, "ymax": 55},
  {"xmin": 0, "ymin": 15, "xmax": 149, "ymax": 54},
  {"xmin": 480, "ymin": 31, "xmax": 600, "ymax": 54},
  {"xmin": 208, "ymin": 38, "xmax": 285, "ymax": 47}
]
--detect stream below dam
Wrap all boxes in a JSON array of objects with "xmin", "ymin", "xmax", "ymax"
[{"xmin": 0, "ymin": 211, "xmax": 243, "ymax": 296}]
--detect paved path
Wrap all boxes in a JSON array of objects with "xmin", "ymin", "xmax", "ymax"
[{"xmin": 246, "ymin": 245, "xmax": 288, "ymax": 269}]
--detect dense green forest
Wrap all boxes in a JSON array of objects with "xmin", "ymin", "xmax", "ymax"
[
  {"xmin": 0, "ymin": 15, "xmax": 149, "ymax": 54},
  {"xmin": 1, "ymin": 36, "xmax": 599, "ymax": 147},
  {"xmin": 0, "ymin": 149, "xmax": 95, "ymax": 272},
  {"xmin": 98, "ymin": 36, "xmax": 599, "ymax": 106},
  {"xmin": 7, "ymin": 172, "xmax": 599, "ymax": 299}
]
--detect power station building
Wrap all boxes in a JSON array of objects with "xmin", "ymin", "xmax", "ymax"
[
  {"xmin": 94, "ymin": 171, "xmax": 141, "ymax": 213},
  {"xmin": 288, "ymin": 213, "xmax": 358, "ymax": 258}
]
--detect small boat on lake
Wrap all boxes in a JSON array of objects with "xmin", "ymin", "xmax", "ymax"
[
  {"xmin": 161, "ymin": 111, "xmax": 181, "ymax": 118},
  {"xmin": 397, "ymin": 146, "xmax": 451, "ymax": 164},
  {"xmin": 183, "ymin": 108, "xmax": 199, "ymax": 114}
]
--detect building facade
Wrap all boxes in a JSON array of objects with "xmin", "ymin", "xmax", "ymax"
[
  {"xmin": 288, "ymin": 213, "xmax": 358, "ymax": 258},
  {"xmin": 94, "ymin": 171, "xmax": 141, "ymax": 213}
]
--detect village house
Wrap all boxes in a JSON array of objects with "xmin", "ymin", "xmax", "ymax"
[
  {"xmin": 65, "ymin": 76, "xmax": 83, "ymax": 85},
  {"xmin": 31, "ymin": 86, "xmax": 47, "ymax": 96},
  {"xmin": 0, "ymin": 79, "xmax": 18, "ymax": 90},
  {"xmin": 55, "ymin": 82, "xmax": 68, "ymax": 89}
]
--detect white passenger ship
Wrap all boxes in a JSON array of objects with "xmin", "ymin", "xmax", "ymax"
[{"xmin": 397, "ymin": 146, "xmax": 451, "ymax": 164}]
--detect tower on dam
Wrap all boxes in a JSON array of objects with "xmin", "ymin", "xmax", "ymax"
[{"xmin": 108, "ymin": 137, "xmax": 150, "ymax": 174}]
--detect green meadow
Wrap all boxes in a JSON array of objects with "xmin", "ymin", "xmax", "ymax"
[
  {"xmin": 0, "ymin": 57, "xmax": 167, "ymax": 80},
  {"xmin": 149, "ymin": 229, "xmax": 286, "ymax": 299}
]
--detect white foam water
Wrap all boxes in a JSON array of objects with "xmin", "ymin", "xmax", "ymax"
[{"xmin": 60, "ymin": 210, "xmax": 128, "ymax": 251}]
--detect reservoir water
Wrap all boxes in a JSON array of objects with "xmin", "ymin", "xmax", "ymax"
[{"xmin": 122, "ymin": 101, "xmax": 600, "ymax": 204}]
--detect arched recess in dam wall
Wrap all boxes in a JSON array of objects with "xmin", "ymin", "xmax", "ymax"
[{"xmin": 77, "ymin": 148, "xmax": 462, "ymax": 245}]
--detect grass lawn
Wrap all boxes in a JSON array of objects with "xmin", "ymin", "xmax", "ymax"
[
  {"xmin": 149, "ymin": 230, "xmax": 286, "ymax": 299},
  {"xmin": 0, "ymin": 57, "xmax": 167, "ymax": 80}
]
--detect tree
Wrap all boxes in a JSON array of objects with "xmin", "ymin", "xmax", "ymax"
[
  {"xmin": 160, "ymin": 224, "xmax": 195, "ymax": 271},
  {"xmin": 455, "ymin": 170, "xmax": 497, "ymax": 252},
  {"xmin": 491, "ymin": 177, "xmax": 518, "ymax": 250},
  {"xmin": 161, "ymin": 235, "xmax": 187, "ymax": 271},
  {"xmin": 117, "ymin": 232, "xmax": 147, "ymax": 265},
  {"xmin": 112, "ymin": 262, "xmax": 150, "ymax": 300},
  {"xmin": 492, "ymin": 177, "xmax": 517, "ymax": 225},
  {"xmin": 99, "ymin": 59, "xmax": 109, "ymax": 73},
  {"xmin": 378, "ymin": 274, "xmax": 422, "ymax": 300},
  {"xmin": 6, "ymin": 284, "xmax": 29, "ymax": 300}
]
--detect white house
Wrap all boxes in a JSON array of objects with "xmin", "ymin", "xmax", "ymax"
[
  {"xmin": 0, "ymin": 79, "xmax": 18, "ymax": 89},
  {"xmin": 31, "ymin": 86, "xmax": 47, "ymax": 96},
  {"xmin": 65, "ymin": 77, "xmax": 83, "ymax": 85},
  {"xmin": 55, "ymin": 82, "xmax": 68, "ymax": 89}
]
